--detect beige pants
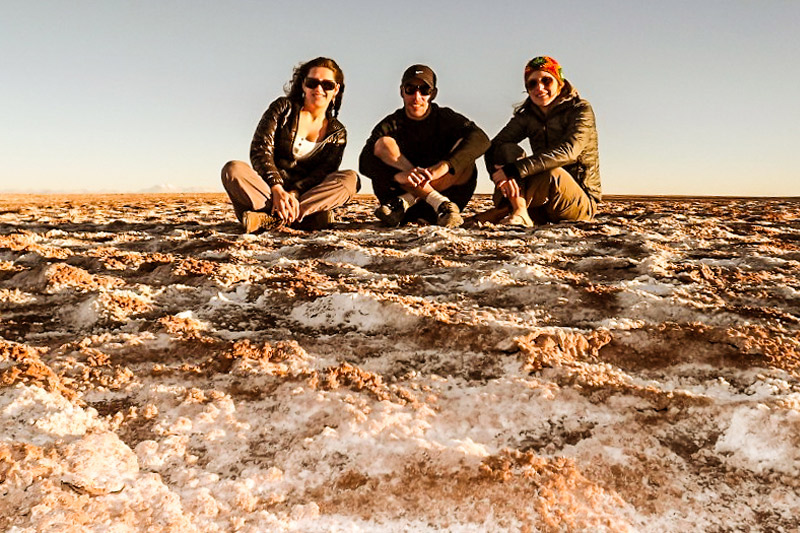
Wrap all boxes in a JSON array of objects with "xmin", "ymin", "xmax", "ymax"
[
  {"xmin": 491, "ymin": 145, "xmax": 595, "ymax": 222},
  {"xmin": 221, "ymin": 160, "xmax": 359, "ymax": 222},
  {"xmin": 520, "ymin": 167, "xmax": 596, "ymax": 222}
]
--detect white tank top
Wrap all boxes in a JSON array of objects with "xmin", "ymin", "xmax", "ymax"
[{"xmin": 292, "ymin": 136, "xmax": 321, "ymax": 160}]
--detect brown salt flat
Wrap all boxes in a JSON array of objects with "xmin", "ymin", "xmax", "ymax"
[{"xmin": 1, "ymin": 193, "xmax": 799, "ymax": 532}]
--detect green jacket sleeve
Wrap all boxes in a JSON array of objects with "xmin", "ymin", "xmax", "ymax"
[
  {"xmin": 440, "ymin": 108, "xmax": 490, "ymax": 176},
  {"xmin": 509, "ymin": 101, "xmax": 597, "ymax": 180},
  {"xmin": 485, "ymin": 113, "xmax": 529, "ymax": 174}
]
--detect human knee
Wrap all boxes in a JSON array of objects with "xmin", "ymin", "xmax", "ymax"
[
  {"xmin": 373, "ymin": 136, "xmax": 400, "ymax": 158},
  {"xmin": 546, "ymin": 169, "xmax": 577, "ymax": 198},
  {"xmin": 494, "ymin": 144, "xmax": 527, "ymax": 166},
  {"xmin": 321, "ymin": 170, "xmax": 360, "ymax": 196},
  {"xmin": 221, "ymin": 160, "xmax": 249, "ymax": 184},
  {"xmin": 339, "ymin": 170, "xmax": 360, "ymax": 195}
]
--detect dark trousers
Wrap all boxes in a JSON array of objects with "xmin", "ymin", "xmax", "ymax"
[{"xmin": 371, "ymin": 167, "xmax": 478, "ymax": 224}]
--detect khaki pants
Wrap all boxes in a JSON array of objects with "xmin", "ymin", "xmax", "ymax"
[
  {"xmin": 492, "ymin": 145, "xmax": 596, "ymax": 222},
  {"xmin": 221, "ymin": 160, "xmax": 359, "ymax": 222}
]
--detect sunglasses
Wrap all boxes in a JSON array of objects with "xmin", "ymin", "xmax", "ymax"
[
  {"xmin": 304, "ymin": 77, "xmax": 337, "ymax": 92},
  {"xmin": 403, "ymin": 83, "xmax": 433, "ymax": 96},
  {"xmin": 525, "ymin": 76, "xmax": 556, "ymax": 91}
]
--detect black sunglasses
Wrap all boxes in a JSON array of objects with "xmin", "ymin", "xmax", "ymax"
[
  {"xmin": 525, "ymin": 76, "xmax": 556, "ymax": 91},
  {"xmin": 304, "ymin": 77, "xmax": 337, "ymax": 92},
  {"xmin": 403, "ymin": 83, "xmax": 433, "ymax": 96}
]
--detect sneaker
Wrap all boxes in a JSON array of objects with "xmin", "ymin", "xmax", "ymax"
[
  {"xmin": 374, "ymin": 197, "xmax": 407, "ymax": 227},
  {"xmin": 242, "ymin": 211, "xmax": 282, "ymax": 233},
  {"xmin": 436, "ymin": 201, "xmax": 463, "ymax": 228}
]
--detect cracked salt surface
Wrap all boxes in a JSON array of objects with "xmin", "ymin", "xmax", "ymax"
[{"xmin": 2, "ymin": 194, "xmax": 800, "ymax": 531}]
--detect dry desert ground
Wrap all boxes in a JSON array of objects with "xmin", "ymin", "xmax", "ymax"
[{"xmin": 1, "ymin": 193, "xmax": 800, "ymax": 532}]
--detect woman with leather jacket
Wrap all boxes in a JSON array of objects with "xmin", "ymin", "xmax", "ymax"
[
  {"xmin": 482, "ymin": 56, "xmax": 601, "ymax": 227},
  {"xmin": 222, "ymin": 57, "xmax": 359, "ymax": 232}
]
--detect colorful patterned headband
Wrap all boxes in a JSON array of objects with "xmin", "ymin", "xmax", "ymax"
[{"xmin": 524, "ymin": 56, "xmax": 563, "ymax": 85}]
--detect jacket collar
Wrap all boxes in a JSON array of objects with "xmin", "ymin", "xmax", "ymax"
[
  {"xmin": 289, "ymin": 99, "xmax": 345, "ymax": 140},
  {"xmin": 552, "ymin": 79, "xmax": 579, "ymax": 107}
]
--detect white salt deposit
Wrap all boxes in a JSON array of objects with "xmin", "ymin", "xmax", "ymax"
[
  {"xmin": 2, "ymin": 194, "xmax": 799, "ymax": 532},
  {"xmin": 715, "ymin": 405, "xmax": 800, "ymax": 475},
  {"xmin": 290, "ymin": 292, "xmax": 419, "ymax": 332},
  {"xmin": 0, "ymin": 385, "xmax": 102, "ymax": 443}
]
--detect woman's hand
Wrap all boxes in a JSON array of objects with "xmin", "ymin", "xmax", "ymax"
[
  {"xmin": 270, "ymin": 184, "xmax": 300, "ymax": 223},
  {"xmin": 491, "ymin": 168, "xmax": 520, "ymax": 199}
]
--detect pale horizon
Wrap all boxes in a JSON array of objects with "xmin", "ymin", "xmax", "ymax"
[{"xmin": 3, "ymin": 1, "xmax": 799, "ymax": 196}]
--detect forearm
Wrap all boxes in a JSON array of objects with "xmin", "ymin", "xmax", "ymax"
[
  {"xmin": 427, "ymin": 160, "xmax": 451, "ymax": 181},
  {"xmin": 511, "ymin": 104, "xmax": 595, "ymax": 179},
  {"xmin": 507, "ymin": 142, "xmax": 580, "ymax": 179},
  {"xmin": 486, "ymin": 114, "xmax": 528, "ymax": 173},
  {"xmin": 446, "ymin": 126, "xmax": 490, "ymax": 176},
  {"xmin": 250, "ymin": 143, "xmax": 281, "ymax": 186}
]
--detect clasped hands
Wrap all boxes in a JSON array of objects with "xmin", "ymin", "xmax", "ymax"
[
  {"xmin": 395, "ymin": 166, "xmax": 434, "ymax": 188},
  {"xmin": 270, "ymin": 184, "xmax": 300, "ymax": 224}
]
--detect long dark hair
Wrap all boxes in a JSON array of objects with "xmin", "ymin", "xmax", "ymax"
[{"xmin": 285, "ymin": 57, "xmax": 345, "ymax": 118}]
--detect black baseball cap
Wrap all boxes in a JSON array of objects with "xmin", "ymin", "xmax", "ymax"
[{"xmin": 401, "ymin": 64, "xmax": 436, "ymax": 89}]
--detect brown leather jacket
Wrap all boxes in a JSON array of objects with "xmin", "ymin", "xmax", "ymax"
[
  {"xmin": 485, "ymin": 80, "xmax": 601, "ymax": 202},
  {"xmin": 250, "ymin": 96, "xmax": 347, "ymax": 190}
]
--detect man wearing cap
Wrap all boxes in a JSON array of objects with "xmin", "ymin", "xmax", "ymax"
[{"xmin": 359, "ymin": 65, "xmax": 490, "ymax": 228}]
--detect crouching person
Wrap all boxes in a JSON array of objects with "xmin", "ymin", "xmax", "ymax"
[
  {"xmin": 483, "ymin": 56, "xmax": 601, "ymax": 227},
  {"xmin": 360, "ymin": 64, "xmax": 490, "ymax": 228},
  {"xmin": 222, "ymin": 57, "xmax": 359, "ymax": 233}
]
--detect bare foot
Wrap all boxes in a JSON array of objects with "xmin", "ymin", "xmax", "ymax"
[{"xmin": 500, "ymin": 213, "xmax": 534, "ymax": 227}]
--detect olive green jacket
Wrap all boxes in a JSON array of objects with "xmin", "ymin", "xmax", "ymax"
[{"xmin": 485, "ymin": 80, "xmax": 601, "ymax": 202}]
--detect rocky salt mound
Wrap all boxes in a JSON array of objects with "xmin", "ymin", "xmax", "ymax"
[{"xmin": 1, "ymin": 193, "xmax": 799, "ymax": 532}]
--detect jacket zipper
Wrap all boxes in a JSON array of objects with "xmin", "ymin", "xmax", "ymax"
[{"xmin": 290, "ymin": 103, "xmax": 343, "ymax": 148}]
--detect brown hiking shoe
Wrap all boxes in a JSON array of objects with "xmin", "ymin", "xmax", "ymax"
[
  {"xmin": 436, "ymin": 201, "xmax": 463, "ymax": 228},
  {"xmin": 311, "ymin": 209, "xmax": 335, "ymax": 229},
  {"xmin": 295, "ymin": 210, "xmax": 336, "ymax": 231},
  {"xmin": 242, "ymin": 211, "xmax": 281, "ymax": 233},
  {"xmin": 374, "ymin": 197, "xmax": 408, "ymax": 227}
]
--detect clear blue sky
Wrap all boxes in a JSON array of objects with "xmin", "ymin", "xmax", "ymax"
[{"xmin": 2, "ymin": 0, "xmax": 798, "ymax": 196}]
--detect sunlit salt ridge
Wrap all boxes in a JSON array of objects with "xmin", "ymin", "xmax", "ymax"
[{"xmin": 1, "ymin": 194, "xmax": 799, "ymax": 531}]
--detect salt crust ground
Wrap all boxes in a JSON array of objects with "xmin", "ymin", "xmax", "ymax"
[{"xmin": 1, "ymin": 193, "xmax": 799, "ymax": 532}]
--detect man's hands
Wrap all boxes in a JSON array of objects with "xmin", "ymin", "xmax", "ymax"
[
  {"xmin": 394, "ymin": 161, "xmax": 450, "ymax": 190},
  {"xmin": 270, "ymin": 184, "xmax": 300, "ymax": 224},
  {"xmin": 374, "ymin": 136, "xmax": 452, "ymax": 192},
  {"xmin": 491, "ymin": 166, "xmax": 520, "ymax": 199},
  {"xmin": 395, "ymin": 166, "xmax": 433, "ymax": 188}
]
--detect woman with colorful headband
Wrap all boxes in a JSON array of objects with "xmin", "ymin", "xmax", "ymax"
[
  {"xmin": 222, "ymin": 57, "xmax": 359, "ymax": 232},
  {"xmin": 483, "ymin": 56, "xmax": 601, "ymax": 227}
]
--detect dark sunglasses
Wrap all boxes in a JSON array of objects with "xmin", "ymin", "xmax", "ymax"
[
  {"xmin": 526, "ymin": 76, "xmax": 556, "ymax": 91},
  {"xmin": 403, "ymin": 83, "xmax": 433, "ymax": 96},
  {"xmin": 304, "ymin": 77, "xmax": 337, "ymax": 91}
]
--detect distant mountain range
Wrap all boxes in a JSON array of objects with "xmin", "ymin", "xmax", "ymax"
[{"xmin": 1, "ymin": 184, "xmax": 220, "ymax": 194}]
